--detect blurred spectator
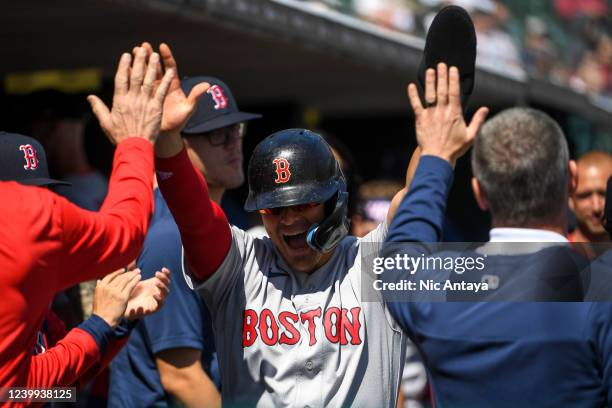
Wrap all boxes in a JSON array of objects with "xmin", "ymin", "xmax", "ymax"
[
  {"xmin": 454, "ymin": 0, "xmax": 526, "ymax": 79},
  {"xmin": 569, "ymin": 150, "xmax": 612, "ymax": 243},
  {"xmin": 522, "ymin": 16, "xmax": 559, "ymax": 79},
  {"xmin": 352, "ymin": 179, "xmax": 402, "ymax": 237},
  {"xmin": 352, "ymin": 0, "xmax": 417, "ymax": 33},
  {"xmin": 554, "ymin": 0, "xmax": 608, "ymax": 21},
  {"xmin": 571, "ymin": 31, "xmax": 612, "ymax": 95}
]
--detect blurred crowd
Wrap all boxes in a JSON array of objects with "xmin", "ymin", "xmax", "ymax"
[{"xmin": 303, "ymin": 0, "xmax": 612, "ymax": 100}]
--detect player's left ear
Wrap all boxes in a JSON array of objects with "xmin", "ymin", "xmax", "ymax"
[{"xmin": 471, "ymin": 177, "xmax": 489, "ymax": 211}]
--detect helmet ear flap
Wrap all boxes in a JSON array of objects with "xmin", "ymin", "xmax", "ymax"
[{"xmin": 307, "ymin": 190, "xmax": 350, "ymax": 253}]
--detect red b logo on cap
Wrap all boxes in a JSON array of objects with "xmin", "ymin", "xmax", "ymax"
[
  {"xmin": 208, "ymin": 85, "xmax": 228, "ymax": 110},
  {"xmin": 19, "ymin": 144, "xmax": 38, "ymax": 171},
  {"xmin": 273, "ymin": 158, "xmax": 291, "ymax": 184}
]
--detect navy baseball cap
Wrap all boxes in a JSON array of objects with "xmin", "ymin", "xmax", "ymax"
[
  {"xmin": 417, "ymin": 5, "xmax": 476, "ymax": 111},
  {"xmin": 180, "ymin": 76, "xmax": 261, "ymax": 135},
  {"xmin": 0, "ymin": 131, "xmax": 70, "ymax": 187}
]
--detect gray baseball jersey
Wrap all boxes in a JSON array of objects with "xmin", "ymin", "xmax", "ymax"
[{"xmin": 183, "ymin": 222, "xmax": 407, "ymax": 407}]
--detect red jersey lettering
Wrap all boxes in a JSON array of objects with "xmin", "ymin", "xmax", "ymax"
[
  {"xmin": 259, "ymin": 309, "xmax": 279, "ymax": 346},
  {"xmin": 300, "ymin": 308, "xmax": 322, "ymax": 346},
  {"xmin": 340, "ymin": 307, "xmax": 362, "ymax": 345},
  {"xmin": 242, "ymin": 307, "xmax": 362, "ymax": 347},
  {"xmin": 278, "ymin": 311, "xmax": 300, "ymax": 345},
  {"xmin": 243, "ymin": 309, "xmax": 258, "ymax": 347},
  {"xmin": 324, "ymin": 307, "xmax": 342, "ymax": 343}
]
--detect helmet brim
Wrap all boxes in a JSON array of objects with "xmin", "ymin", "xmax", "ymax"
[{"xmin": 244, "ymin": 178, "xmax": 341, "ymax": 212}]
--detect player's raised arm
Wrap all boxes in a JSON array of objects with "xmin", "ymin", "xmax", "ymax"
[
  {"xmin": 386, "ymin": 64, "xmax": 488, "ymax": 243},
  {"xmin": 58, "ymin": 47, "xmax": 175, "ymax": 288},
  {"xmin": 150, "ymin": 43, "xmax": 232, "ymax": 281},
  {"xmin": 386, "ymin": 5, "xmax": 485, "ymax": 227}
]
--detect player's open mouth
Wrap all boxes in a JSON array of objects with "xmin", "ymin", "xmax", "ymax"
[{"xmin": 282, "ymin": 231, "xmax": 309, "ymax": 250}]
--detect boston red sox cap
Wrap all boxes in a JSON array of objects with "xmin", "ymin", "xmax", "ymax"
[
  {"xmin": 180, "ymin": 76, "xmax": 261, "ymax": 135},
  {"xmin": 0, "ymin": 131, "xmax": 70, "ymax": 187}
]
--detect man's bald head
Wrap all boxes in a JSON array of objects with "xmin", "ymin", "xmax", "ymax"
[
  {"xmin": 570, "ymin": 150, "xmax": 612, "ymax": 241},
  {"xmin": 577, "ymin": 151, "xmax": 612, "ymax": 170}
]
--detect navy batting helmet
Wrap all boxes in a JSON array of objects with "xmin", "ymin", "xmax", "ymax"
[{"xmin": 244, "ymin": 129, "xmax": 350, "ymax": 253}]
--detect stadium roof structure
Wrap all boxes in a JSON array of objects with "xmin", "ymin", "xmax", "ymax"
[{"xmin": 2, "ymin": 0, "xmax": 611, "ymax": 126}]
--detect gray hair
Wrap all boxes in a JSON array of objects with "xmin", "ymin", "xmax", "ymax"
[{"xmin": 471, "ymin": 107, "xmax": 569, "ymax": 227}]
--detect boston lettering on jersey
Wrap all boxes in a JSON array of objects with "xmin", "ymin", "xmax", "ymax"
[{"xmin": 243, "ymin": 307, "xmax": 363, "ymax": 347}]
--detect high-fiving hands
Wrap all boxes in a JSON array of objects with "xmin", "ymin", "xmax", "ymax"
[
  {"xmin": 408, "ymin": 63, "xmax": 489, "ymax": 167},
  {"xmin": 132, "ymin": 42, "xmax": 211, "ymax": 158},
  {"xmin": 92, "ymin": 267, "xmax": 170, "ymax": 329},
  {"xmin": 87, "ymin": 48, "xmax": 175, "ymax": 145},
  {"xmin": 88, "ymin": 41, "xmax": 210, "ymax": 155},
  {"xmin": 134, "ymin": 42, "xmax": 211, "ymax": 136},
  {"xmin": 125, "ymin": 267, "xmax": 171, "ymax": 320}
]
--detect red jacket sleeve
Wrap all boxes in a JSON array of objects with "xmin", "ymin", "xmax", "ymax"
[
  {"xmin": 155, "ymin": 146, "xmax": 231, "ymax": 281},
  {"xmin": 28, "ymin": 312, "xmax": 131, "ymax": 389},
  {"xmin": 26, "ymin": 327, "xmax": 100, "ymax": 388},
  {"xmin": 57, "ymin": 138, "xmax": 155, "ymax": 290}
]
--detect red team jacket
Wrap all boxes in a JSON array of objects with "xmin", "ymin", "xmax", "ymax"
[
  {"xmin": 0, "ymin": 138, "xmax": 154, "ymax": 400},
  {"xmin": 33, "ymin": 310, "xmax": 129, "ymax": 388}
]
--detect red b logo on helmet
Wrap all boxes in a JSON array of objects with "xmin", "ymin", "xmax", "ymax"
[
  {"xmin": 19, "ymin": 144, "xmax": 38, "ymax": 171},
  {"xmin": 273, "ymin": 158, "xmax": 291, "ymax": 184}
]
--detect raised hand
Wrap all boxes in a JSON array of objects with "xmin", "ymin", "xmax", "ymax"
[
  {"xmin": 131, "ymin": 42, "xmax": 210, "ymax": 158},
  {"xmin": 407, "ymin": 63, "xmax": 489, "ymax": 167},
  {"xmin": 137, "ymin": 42, "xmax": 210, "ymax": 135},
  {"xmin": 87, "ymin": 47, "xmax": 175, "ymax": 145},
  {"xmin": 92, "ymin": 269, "xmax": 142, "ymax": 328},
  {"xmin": 124, "ymin": 267, "xmax": 171, "ymax": 320}
]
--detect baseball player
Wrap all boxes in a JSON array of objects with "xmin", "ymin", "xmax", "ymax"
[
  {"xmin": 129, "ymin": 41, "xmax": 415, "ymax": 405},
  {"xmin": 157, "ymin": 127, "xmax": 410, "ymax": 407}
]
